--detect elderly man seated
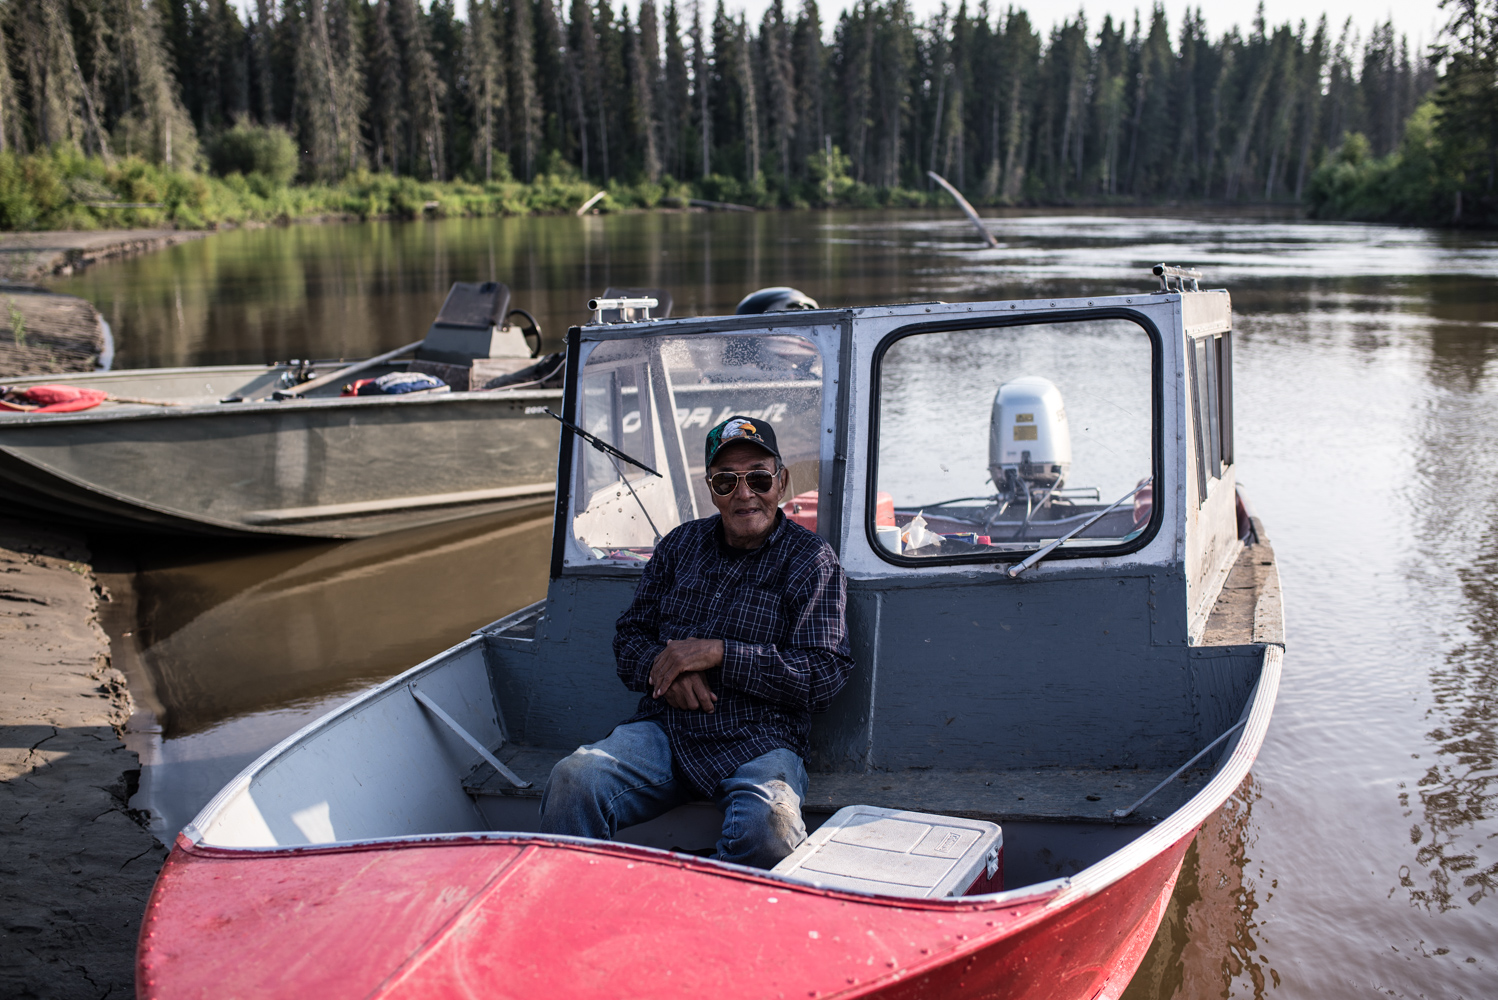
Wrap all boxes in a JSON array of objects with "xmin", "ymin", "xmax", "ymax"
[{"xmin": 539, "ymin": 415, "xmax": 853, "ymax": 867}]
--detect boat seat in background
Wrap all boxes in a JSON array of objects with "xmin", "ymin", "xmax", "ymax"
[
  {"xmin": 417, "ymin": 281, "xmax": 532, "ymax": 365},
  {"xmin": 434, "ymin": 281, "xmax": 512, "ymax": 330}
]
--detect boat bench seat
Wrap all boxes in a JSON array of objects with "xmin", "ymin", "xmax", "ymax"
[{"xmin": 462, "ymin": 746, "xmax": 1210, "ymax": 826}]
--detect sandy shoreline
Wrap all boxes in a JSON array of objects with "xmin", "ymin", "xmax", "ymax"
[
  {"xmin": 0, "ymin": 229, "xmax": 196, "ymax": 998},
  {"xmin": 0, "ymin": 518, "xmax": 165, "ymax": 999}
]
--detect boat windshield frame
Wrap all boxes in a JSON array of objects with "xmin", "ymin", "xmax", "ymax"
[
  {"xmin": 863, "ymin": 306, "xmax": 1167, "ymax": 569},
  {"xmin": 550, "ymin": 312, "xmax": 848, "ymax": 578}
]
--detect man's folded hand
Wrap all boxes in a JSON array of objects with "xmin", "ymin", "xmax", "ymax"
[
  {"xmin": 649, "ymin": 637, "xmax": 725, "ymax": 698},
  {"xmin": 662, "ymin": 673, "xmax": 719, "ymax": 712}
]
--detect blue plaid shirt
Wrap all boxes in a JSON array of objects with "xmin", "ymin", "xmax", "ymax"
[{"xmin": 614, "ymin": 512, "xmax": 853, "ymax": 796}]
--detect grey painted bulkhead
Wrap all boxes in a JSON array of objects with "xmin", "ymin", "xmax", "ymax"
[{"xmin": 477, "ymin": 291, "xmax": 1260, "ymax": 818}]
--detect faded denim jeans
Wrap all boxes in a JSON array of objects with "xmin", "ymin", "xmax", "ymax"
[{"xmin": 538, "ymin": 721, "xmax": 808, "ymax": 869}]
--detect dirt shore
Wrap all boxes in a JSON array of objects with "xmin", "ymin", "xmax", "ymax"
[
  {"xmin": 0, "ymin": 230, "xmax": 207, "ymax": 284},
  {"xmin": 0, "ymin": 287, "xmax": 110, "ymax": 377},
  {"xmin": 0, "ymin": 519, "xmax": 164, "ymax": 999}
]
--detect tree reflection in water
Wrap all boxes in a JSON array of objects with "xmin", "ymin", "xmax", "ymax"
[
  {"xmin": 1401, "ymin": 512, "xmax": 1498, "ymax": 911},
  {"xmin": 1123, "ymin": 777, "xmax": 1279, "ymax": 1000},
  {"xmin": 1399, "ymin": 312, "xmax": 1498, "ymax": 913}
]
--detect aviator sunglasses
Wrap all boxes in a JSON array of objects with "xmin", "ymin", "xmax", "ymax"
[{"xmin": 706, "ymin": 469, "xmax": 781, "ymax": 496}]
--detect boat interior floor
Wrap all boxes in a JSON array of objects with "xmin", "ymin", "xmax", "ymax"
[{"xmin": 462, "ymin": 748, "xmax": 1202, "ymax": 889}]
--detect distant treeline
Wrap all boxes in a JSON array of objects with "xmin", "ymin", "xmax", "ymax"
[
  {"xmin": 1, "ymin": 0, "xmax": 1443, "ymax": 202},
  {"xmin": 1306, "ymin": 0, "xmax": 1497, "ymax": 226}
]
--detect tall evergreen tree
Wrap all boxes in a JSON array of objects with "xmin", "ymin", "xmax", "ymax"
[
  {"xmin": 660, "ymin": 0, "xmax": 690, "ymax": 178},
  {"xmin": 566, "ymin": 0, "xmax": 600, "ymax": 177},
  {"xmin": 691, "ymin": 0, "xmax": 710, "ymax": 176},
  {"xmin": 760, "ymin": 0, "xmax": 794, "ymax": 184},
  {"xmin": 1431, "ymin": 0, "xmax": 1498, "ymax": 221},
  {"xmin": 790, "ymin": 0, "xmax": 823, "ymax": 179},
  {"xmin": 632, "ymin": 0, "xmax": 662, "ymax": 180},
  {"xmin": 366, "ymin": 0, "xmax": 404, "ymax": 170},
  {"xmin": 504, "ymin": 0, "xmax": 540, "ymax": 179},
  {"xmin": 735, "ymin": 12, "xmax": 759, "ymax": 181},
  {"xmin": 114, "ymin": 0, "xmax": 198, "ymax": 165},
  {"xmin": 466, "ymin": 0, "xmax": 504, "ymax": 179},
  {"xmin": 296, "ymin": 0, "xmax": 365, "ymax": 178}
]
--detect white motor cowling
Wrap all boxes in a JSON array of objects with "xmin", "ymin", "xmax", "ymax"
[{"xmin": 988, "ymin": 376, "xmax": 1071, "ymax": 490}]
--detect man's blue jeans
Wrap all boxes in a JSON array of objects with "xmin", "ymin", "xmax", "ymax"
[{"xmin": 538, "ymin": 721, "xmax": 809, "ymax": 869}]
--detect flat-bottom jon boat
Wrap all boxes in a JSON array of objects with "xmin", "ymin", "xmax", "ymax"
[
  {"xmin": 0, "ymin": 281, "xmax": 567, "ymax": 538},
  {"xmin": 137, "ymin": 269, "xmax": 1283, "ymax": 999},
  {"xmin": 0, "ymin": 285, "xmax": 685, "ymax": 538}
]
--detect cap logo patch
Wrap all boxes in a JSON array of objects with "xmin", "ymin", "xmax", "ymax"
[{"xmin": 724, "ymin": 418, "xmax": 757, "ymax": 439}]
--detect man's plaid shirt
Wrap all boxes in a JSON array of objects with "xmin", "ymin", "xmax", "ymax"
[{"xmin": 614, "ymin": 512, "xmax": 853, "ymax": 796}]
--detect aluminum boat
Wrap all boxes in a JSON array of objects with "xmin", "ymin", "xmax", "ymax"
[
  {"xmin": 0, "ymin": 285, "xmax": 672, "ymax": 538},
  {"xmin": 136, "ymin": 267, "xmax": 1283, "ymax": 999}
]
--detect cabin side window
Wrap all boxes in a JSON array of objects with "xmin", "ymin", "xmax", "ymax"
[
  {"xmin": 872, "ymin": 318, "xmax": 1155, "ymax": 562},
  {"xmin": 566, "ymin": 332, "xmax": 825, "ymax": 567},
  {"xmin": 1189, "ymin": 331, "xmax": 1233, "ymax": 501}
]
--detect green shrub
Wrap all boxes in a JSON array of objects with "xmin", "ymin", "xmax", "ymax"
[{"xmin": 208, "ymin": 124, "xmax": 299, "ymax": 186}]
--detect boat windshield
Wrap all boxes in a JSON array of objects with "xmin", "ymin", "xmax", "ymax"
[
  {"xmin": 874, "ymin": 318, "xmax": 1155, "ymax": 560},
  {"xmin": 567, "ymin": 331, "xmax": 825, "ymax": 567}
]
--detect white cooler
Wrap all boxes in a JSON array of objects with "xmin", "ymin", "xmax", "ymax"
[{"xmin": 772, "ymin": 805, "xmax": 1002, "ymax": 898}]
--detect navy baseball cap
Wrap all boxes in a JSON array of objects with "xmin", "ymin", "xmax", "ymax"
[{"xmin": 705, "ymin": 415, "xmax": 782, "ymax": 467}]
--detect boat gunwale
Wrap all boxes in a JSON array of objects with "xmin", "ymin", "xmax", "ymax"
[
  {"xmin": 178, "ymin": 613, "xmax": 1283, "ymax": 914},
  {"xmin": 0, "ymin": 384, "xmax": 565, "ymax": 426}
]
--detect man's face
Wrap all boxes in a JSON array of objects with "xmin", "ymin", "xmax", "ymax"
[{"xmin": 708, "ymin": 442, "xmax": 787, "ymax": 548}]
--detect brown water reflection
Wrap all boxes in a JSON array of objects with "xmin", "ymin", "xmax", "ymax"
[
  {"xmin": 106, "ymin": 505, "xmax": 552, "ymax": 737},
  {"xmin": 1124, "ymin": 778, "xmax": 1278, "ymax": 1000},
  {"xmin": 53, "ymin": 211, "xmax": 978, "ymax": 368},
  {"xmin": 1404, "ymin": 545, "xmax": 1498, "ymax": 912},
  {"xmin": 1397, "ymin": 311, "xmax": 1498, "ymax": 916}
]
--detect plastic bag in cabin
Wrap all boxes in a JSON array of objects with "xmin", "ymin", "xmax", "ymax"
[
  {"xmin": 0, "ymin": 384, "xmax": 109, "ymax": 413},
  {"xmin": 903, "ymin": 512, "xmax": 944, "ymax": 552},
  {"xmin": 341, "ymin": 372, "xmax": 450, "ymax": 397}
]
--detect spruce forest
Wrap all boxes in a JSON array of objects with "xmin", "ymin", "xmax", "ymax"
[{"xmin": 0, "ymin": 0, "xmax": 1493, "ymax": 227}]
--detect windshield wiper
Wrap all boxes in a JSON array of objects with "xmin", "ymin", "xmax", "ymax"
[
  {"xmin": 546, "ymin": 408, "xmax": 666, "ymax": 544},
  {"xmin": 545, "ymin": 409, "xmax": 662, "ymax": 477},
  {"xmin": 1006, "ymin": 477, "xmax": 1152, "ymax": 579}
]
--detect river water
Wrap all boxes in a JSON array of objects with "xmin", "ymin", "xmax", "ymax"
[{"xmin": 54, "ymin": 209, "xmax": 1498, "ymax": 998}]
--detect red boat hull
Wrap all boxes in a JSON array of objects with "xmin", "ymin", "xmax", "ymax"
[{"xmin": 138, "ymin": 829, "xmax": 1190, "ymax": 1000}]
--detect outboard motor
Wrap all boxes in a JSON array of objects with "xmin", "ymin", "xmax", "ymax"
[
  {"xmin": 988, "ymin": 376, "xmax": 1071, "ymax": 492},
  {"xmin": 735, "ymin": 287, "xmax": 818, "ymax": 314}
]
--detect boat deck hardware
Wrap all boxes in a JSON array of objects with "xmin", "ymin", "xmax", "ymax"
[
  {"xmin": 1111, "ymin": 717, "xmax": 1248, "ymax": 819},
  {"xmin": 410, "ymin": 686, "xmax": 530, "ymax": 789},
  {"xmin": 588, "ymin": 296, "xmax": 659, "ymax": 324},
  {"xmin": 1153, "ymin": 264, "xmax": 1203, "ymax": 293}
]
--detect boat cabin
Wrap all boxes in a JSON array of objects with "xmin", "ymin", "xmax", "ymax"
[{"xmin": 186, "ymin": 273, "xmax": 1280, "ymax": 896}]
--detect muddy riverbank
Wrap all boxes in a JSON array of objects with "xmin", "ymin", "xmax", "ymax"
[
  {"xmin": 0, "ymin": 286, "xmax": 111, "ymax": 376},
  {"xmin": 0, "ymin": 521, "xmax": 164, "ymax": 1000},
  {"xmin": 0, "ymin": 230, "xmax": 207, "ymax": 284},
  {"xmin": 0, "ymin": 228, "xmax": 215, "ymax": 378}
]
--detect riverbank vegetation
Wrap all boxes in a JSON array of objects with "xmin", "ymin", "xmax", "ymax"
[
  {"xmin": 0, "ymin": 0, "xmax": 1458, "ymax": 230},
  {"xmin": 1307, "ymin": 0, "xmax": 1497, "ymax": 226}
]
